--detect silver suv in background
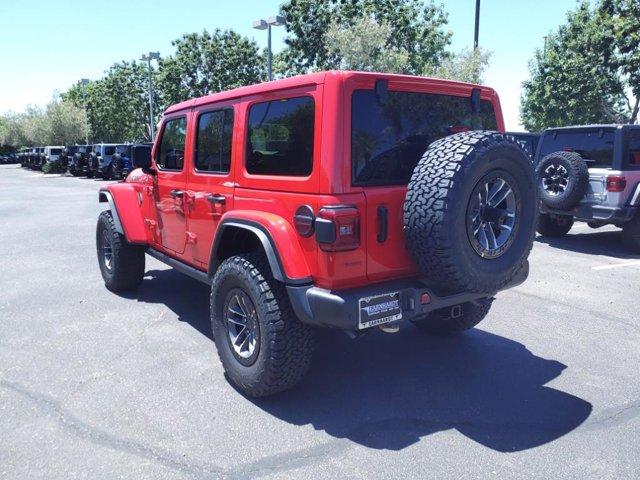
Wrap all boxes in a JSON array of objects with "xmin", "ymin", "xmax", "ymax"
[{"xmin": 533, "ymin": 125, "xmax": 640, "ymax": 251}]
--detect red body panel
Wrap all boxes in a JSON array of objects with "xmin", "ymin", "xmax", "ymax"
[
  {"xmin": 103, "ymin": 182, "xmax": 148, "ymax": 244},
  {"xmin": 109, "ymin": 71, "xmax": 505, "ymax": 289}
]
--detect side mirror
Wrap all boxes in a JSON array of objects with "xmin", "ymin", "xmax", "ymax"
[{"xmin": 132, "ymin": 145, "xmax": 153, "ymax": 171}]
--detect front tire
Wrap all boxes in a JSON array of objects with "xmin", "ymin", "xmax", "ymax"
[
  {"xmin": 96, "ymin": 210, "xmax": 145, "ymax": 291},
  {"xmin": 210, "ymin": 253, "xmax": 315, "ymax": 397},
  {"xmin": 411, "ymin": 297, "xmax": 494, "ymax": 334},
  {"xmin": 537, "ymin": 213, "xmax": 574, "ymax": 237}
]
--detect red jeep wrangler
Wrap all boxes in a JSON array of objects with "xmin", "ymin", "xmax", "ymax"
[{"xmin": 96, "ymin": 71, "xmax": 537, "ymax": 397}]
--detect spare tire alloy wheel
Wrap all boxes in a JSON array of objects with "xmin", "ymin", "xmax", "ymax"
[
  {"xmin": 467, "ymin": 171, "xmax": 520, "ymax": 259},
  {"xmin": 224, "ymin": 288, "xmax": 260, "ymax": 366},
  {"xmin": 541, "ymin": 163, "xmax": 569, "ymax": 197}
]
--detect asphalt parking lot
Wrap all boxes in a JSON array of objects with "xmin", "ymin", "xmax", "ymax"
[{"xmin": 1, "ymin": 164, "xmax": 639, "ymax": 480}]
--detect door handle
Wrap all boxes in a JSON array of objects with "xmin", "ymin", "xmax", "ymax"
[
  {"xmin": 377, "ymin": 205, "xmax": 388, "ymax": 243},
  {"xmin": 170, "ymin": 189, "xmax": 184, "ymax": 198},
  {"xmin": 207, "ymin": 194, "xmax": 226, "ymax": 205}
]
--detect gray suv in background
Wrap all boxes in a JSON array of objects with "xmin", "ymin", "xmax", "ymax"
[{"xmin": 533, "ymin": 125, "xmax": 640, "ymax": 251}]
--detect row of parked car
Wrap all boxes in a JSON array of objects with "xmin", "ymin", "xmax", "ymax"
[
  {"xmin": 0, "ymin": 152, "xmax": 20, "ymax": 164},
  {"xmin": 17, "ymin": 143, "xmax": 152, "ymax": 179}
]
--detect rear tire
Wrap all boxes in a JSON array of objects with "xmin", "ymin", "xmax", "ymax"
[
  {"xmin": 210, "ymin": 253, "xmax": 315, "ymax": 397},
  {"xmin": 537, "ymin": 213, "xmax": 574, "ymax": 237},
  {"xmin": 622, "ymin": 213, "xmax": 640, "ymax": 253},
  {"xmin": 96, "ymin": 210, "xmax": 145, "ymax": 291},
  {"xmin": 411, "ymin": 298, "xmax": 494, "ymax": 334}
]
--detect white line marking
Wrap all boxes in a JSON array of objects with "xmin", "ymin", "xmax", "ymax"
[{"xmin": 592, "ymin": 261, "xmax": 640, "ymax": 271}]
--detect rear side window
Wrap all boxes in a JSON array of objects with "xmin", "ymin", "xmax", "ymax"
[
  {"xmin": 196, "ymin": 108, "xmax": 234, "ymax": 173},
  {"xmin": 246, "ymin": 96, "xmax": 314, "ymax": 176},
  {"xmin": 628, "ymin": 132, "xmax": 640, "ymax": 168},
  {"xmin": 538, "ymin": 130, "xmax": 615, "ymax": 168},
  {"xmin": 157, "ymin": 116, "xmax": 187, "ymax": 170},
  {"xmin": 351, "ymin": 90, "xmax": 498, "ymax": 186}
]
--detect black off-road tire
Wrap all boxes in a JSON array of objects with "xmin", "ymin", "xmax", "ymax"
[
  {"xmin": 622, "ymin": 213, "xmax": 640, "ymax": 253},
  {"xmin": 403, "ymin": 131, "xmax": 537, "ymax": 294},
  {"xmin": 210, "ymin": 253, "xmax": 315, "ymax": 397},
  {"xmin": 537, "ymin": 213, "xmax": 574, "ymax": 237},
  {"xmin": 411, "ymin": 297, "xmax": 494, "ymax": 334},
  {"xmin": 96, "ymin": 210, "xmax": 145, "ymax": 291},
  {"xmin": 535, "ymin": 151, "xmax": 589, "ymax": 210}
]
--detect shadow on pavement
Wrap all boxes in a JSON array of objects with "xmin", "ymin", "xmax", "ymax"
[
  {"xmin": 127, "ymin": 268, "xmax": 593, "ymax": 453},
  {"xmin": 536, "ymin": 229, "xmax": 640, "ymax": 260}
]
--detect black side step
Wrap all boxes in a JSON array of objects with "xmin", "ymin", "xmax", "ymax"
[{"xmin": 146, "ymin": 248, "xmax": 212, "ymax": 285}]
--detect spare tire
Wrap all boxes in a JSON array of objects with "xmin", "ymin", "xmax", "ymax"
[
  {"xmin": 535, "ymin": 151, "xmax": 588, "ymax": 210},
  {"xmin": 403, "ymin": 131, "xmax": 537, "ymax": 294}
]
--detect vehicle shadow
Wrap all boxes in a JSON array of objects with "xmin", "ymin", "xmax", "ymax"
[
  {"xmin": 126, "ymin": 269, "xmax": 593, "ymax": 453},
  {"xmin": 536, "ymin": 229, "xmax": 640, "ymax": 260}
]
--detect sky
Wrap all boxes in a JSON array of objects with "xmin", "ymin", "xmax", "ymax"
[{"xmin": 0, "ymin": 0, "xmax": 581, "ymax": 130}]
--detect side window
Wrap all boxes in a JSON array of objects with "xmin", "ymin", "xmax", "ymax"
[
  {"xmin": 156, "ymin": 116, "xmax": 187, "ymax": 170},
  {"xmin": 195, "ymin": 108, "xmax": 234, "ymax": 173},
  {"xmin": 246, "ymin": 96, "xmax": 315, "ymax": 176},
  {"xmin": 629, "ymin": 132, "xmax": 640, "ymax": 168}
]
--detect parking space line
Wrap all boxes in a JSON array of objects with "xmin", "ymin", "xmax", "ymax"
[{"xmin": 592, "ymin": 261, "xmax": 640, "ymax": 271}]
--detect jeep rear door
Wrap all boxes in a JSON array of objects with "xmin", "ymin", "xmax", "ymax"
[
  {"xmin": 153, "ymin": 115, "xmax": 189, "ymax": 255},
  {"xmin": 348, "ymin": 83, "xmax": 501, "ymax": 282},
  {"xmin": 185, "ymin": 104, "xmax": 236, "ymax": 266}
]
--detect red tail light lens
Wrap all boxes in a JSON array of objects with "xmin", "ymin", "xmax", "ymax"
[
  {"xmin": 315, "ymin": 205, "xmax": 360, "ymax": 252},
  {"xmin": 606, "ymin": 175, "xmax": 626, "ymax": 192}
]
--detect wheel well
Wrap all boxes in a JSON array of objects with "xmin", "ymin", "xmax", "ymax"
[{"xmin": 211, "ymin": 226, "xmax": 269, "ymax": 274}]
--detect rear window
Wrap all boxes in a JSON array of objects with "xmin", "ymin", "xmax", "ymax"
[
  {"xmin": 115, "ymin": 145, "xmax": 130, "ymax": 155},
  {"xmin": 538, "ymin": 130, "xmax": 615, "ymax": 168},
  {"xmin": 351, "ymin": 90, "xmax": 498, "ymax": 186},
  {"xmin": 50, "ymin": 148, "xmax": 62, "ymax": 155},
  {"xmin": 104, "ymin": 146, "xmax": 116, "ymax": 155},
  {"xmin": 246, "ymin": 96, "xmax": 314, "ymax": 176}
]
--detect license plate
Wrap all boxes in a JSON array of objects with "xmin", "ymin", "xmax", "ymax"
[{"xmin": 358, "ymin": 292, "xmax": 402, "ymax": 329}]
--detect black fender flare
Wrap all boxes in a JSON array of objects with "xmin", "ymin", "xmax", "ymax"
[{"xmin": 208, "ymin": 219, "xmax": 312, "ymax": 286}]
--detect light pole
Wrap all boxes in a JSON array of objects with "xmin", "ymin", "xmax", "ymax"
[
  {"xmin": 140, "ymin": 51, "xmax": 160, "ymax": 140},
  {"xmin": 80, "ymin": 78, "xmax": 90, "ymax": 144},
  {"xmin": 252, "ymin": 15, "xmax": 286, "ymax": 81},
  {"xmin": 473, "ymin": 0, "xmax": 481, "ymax": 50}
]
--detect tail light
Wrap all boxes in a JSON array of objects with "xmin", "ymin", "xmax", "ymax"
[
  {"xmin": 606, "ymin": 175, "xmax": 626, "ymax": 192},
  {"xmin": 315, "ymin": 205, "xmax": 360, "ymax": 252}
]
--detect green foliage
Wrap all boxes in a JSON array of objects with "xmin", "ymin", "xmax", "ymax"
[
  {"xmin": 0, "ymin": 98, "xmax": 87, "ymax": 147},
  {"xmin": 157, "ymin": 30, "xmax": 265, "ymax": 106},
  {"xmin": 324, "ymin": 16, "xmax": 410, "ymax": 73},
  {"xmin": 279, "ymin": 0, "xmax": 451, "ymax": 75},
  {"xmin": 42, "ymin": 161, "xmax": 66, "ymax": 174},
  {"xmin": 429, "ymin": 47, "xmax": 492, "ymax": 84},
  {"xmin": 64, "ymin": 61, "xmax": 157, "ymax": 142},
  {"xmin": 520, "ymin": 0, "xmax": 638, "ymax": 131}
]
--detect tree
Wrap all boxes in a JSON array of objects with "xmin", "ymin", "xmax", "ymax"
[
  {"xmin": 157, "ymin": 29, "xmax": 265, "ymax": 106},
  {"xmin": 64, "ymin": 61, "xmax": 157, "ymax": 142},
  {"xmin": 279, "ymin": 0, "xmax": 451, "ymax": 75},
  {"xmin": 600, "ymin": 0, "xmax": 640, "ymax": 122},
  {"xmin": 0, "ymin": 98, "xmax": 87, "ymax": 147},
  {"xmin": 520, "ymin": 0, "xmax": 637, "ymax": 131},
  {"xmin": 430, "ymin": 48, "xmax": 492, "ymax": 84},
  {"xmin": 324, "ymin": 16, "xmax": 410, "ymax": 73}
]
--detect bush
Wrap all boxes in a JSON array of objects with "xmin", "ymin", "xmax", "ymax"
[{"xmin": 42, "ymin": 161, "xmax": 66, "ymax": 174}]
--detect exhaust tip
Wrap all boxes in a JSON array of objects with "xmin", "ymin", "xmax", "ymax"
[{"xmin": 379, "ymin": 322, "xmax": 400, "ymax": 334}]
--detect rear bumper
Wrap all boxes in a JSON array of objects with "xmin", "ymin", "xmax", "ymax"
[
  {"xmin": 542, "ymin": 204, "xmax": 637, "ymax": 225},
  {"xmin": 287, "ymin": 262, "xmax": 528, "ymax": 331}
]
